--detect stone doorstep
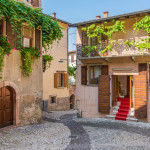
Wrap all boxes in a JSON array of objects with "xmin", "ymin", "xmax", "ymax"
[
  {"xmin": 105, "ymin": 115, "xmax": 138, "ymax": 122},
  {"xmin": 112, "ymin": 110, "xmax": 134, "ymax": 117},
  {"xmin": 0, "ymin": 125, "xmax": 18, "ymax": 132}
]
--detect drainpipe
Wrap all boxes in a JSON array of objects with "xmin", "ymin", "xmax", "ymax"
[{"xmin": 67, "ymin": 27, "xmax": 69, "ymax": 89}]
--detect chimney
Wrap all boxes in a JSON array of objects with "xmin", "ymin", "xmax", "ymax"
[
  {"xmin": 103, "ymin": 11, "xmax": 109, "ymax": 18},
  {"xmin": 52, "ymin": 12, "xmax": 56, "ymax": 18},
  {"xmin": 96, "ymin": 15, "xmax": 101, "ymax": 19}
]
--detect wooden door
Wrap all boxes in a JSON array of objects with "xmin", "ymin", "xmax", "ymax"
[
  {"xmin": 134, "ymin": 75, "xmax": 147, "ymax": 118},
  {"xmin": 98, "ymin": 75, "xmax": 110, "ymax": 113},
  {"xmin": 0, "ymin": 87, "xmax": 13, "ymax": 128}
]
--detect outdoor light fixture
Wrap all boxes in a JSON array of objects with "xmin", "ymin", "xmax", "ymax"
[{"xmin": 58, "ymin": 59, "xmax": 67, "ymax": 63}]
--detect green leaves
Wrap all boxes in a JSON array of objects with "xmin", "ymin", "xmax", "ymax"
[
  {"xmin": 0, "ymin": 0, "xmax": 63, "ymax": 51},
  {"xmin": 134, "ymin": 16, "xmax": 150, "ymax": 34},
  {"xmin": 81, "ymin": 20, "xmax": 125, "ymax": 55},
  {"xmin": 68, "ymin": 66, "xmax": 76, "ymax": 79},
  {"xmin": 20, "ymin": 47, "xmax": 42, "ymax": 76}
]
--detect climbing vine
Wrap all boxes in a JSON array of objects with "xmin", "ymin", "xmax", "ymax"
[
  {"xmin": 0, "ymin": 36, "xmax": 11, "ymax": 75},
  {"xmin": 82, "ymin": 20, "xmax": 125, "ymax": 55},
  {"xmin": 20, "ymin": 47, "xmax": 41, "ymax": 76},
  {"xmin": 124, "ymin": 16, "xmax": 150, "ymax": 53},
  {"xmin": 42, "ymin": 55, "xmax": 53, "ymax": 72},
  {"xmin": 82, "ymin": 16, "xmax": 150, "ymax": 56},
  {"xmin": 0, "ymin": 0, "xmax": 63, "ymax": 76}
]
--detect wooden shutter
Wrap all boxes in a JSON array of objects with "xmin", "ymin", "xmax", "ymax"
[
  {"xmin": 81, "ymin": 66, "xmax": 87, "ymax": 85},
  {"xmin": 64, "ymin": 73, "xmax": 67, "ymax": 87},
  {"xmin": 139, "ymin": 63, "xmax": 147, "ymax": 75},
  {"xmin": 35, "ymin": 29, "xmax": 41, "ymax": 50},
  {"xmin": 0, "ymin": 20, "xmax": 3, "ymax": 36},
  {"xmin": 54, "ymin": 73, "xmax": 58, "ymax": 88},
  {"xmin": 6, "ymin": 19, "xmax": 15, "ymax": 49},
  {"xmin": 98, "ymin": 75, "xmax": 110, "ymax": 113},
  {"xmin": 134, "ymin": 75, "xmax": 147, "ymax": 118},
  {"xmin": 82, "ymin": 32, "xmax": 88, "ymax": 46},
  {"xmin": 71, "ymin": 55, "xmax": 74, "ymax": 63},
  {"xmin": 6, "ymin": 19, "xmax": 21, "ymax": 49},
  {"xmin": 101, "ymin": 65, "xmax": 108, "ymax": 75},
  {"xmin": 32, "ymin": 0, "xmax": 39, "ymax": 7}
]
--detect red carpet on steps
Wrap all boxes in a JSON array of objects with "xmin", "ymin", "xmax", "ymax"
[{"xmin": 115, "ymin": 98, "xmax": 130, "ymax": 121}]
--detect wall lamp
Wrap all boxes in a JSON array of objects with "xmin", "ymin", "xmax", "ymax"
[{"xmin": 58, "ymin": 59, "xmax": 67, "ymax": 63}]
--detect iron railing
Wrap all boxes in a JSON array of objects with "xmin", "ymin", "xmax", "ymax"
[{"xmin": 77, "ymin": 41, "xmax": 108, "ymax": 58}]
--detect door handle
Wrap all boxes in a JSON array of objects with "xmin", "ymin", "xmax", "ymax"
[{"xmin": 4, "ymin": 105, "xmax": 5, "ymax": 109}]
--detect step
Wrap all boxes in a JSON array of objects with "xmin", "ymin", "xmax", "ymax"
[
  {"xmin": 105, "ymin": 115, "xmax": 115, "ymax": 119},
  {"xmin": 126, "ymin": 117, "xmax": 138, "ymax": 122},
  {"xmin": 118, "ymin": 108, "xmax": 129, "ymax": 112},
  {"xmin": 119, "ymin": 105, "xmax": 130, "ymax": 108},
  {"xmin": 106, "ymin": 115, "xmax": 138, "ymax": 122},
  {"xmin": 115, "ymin": 116, "xmax": 126, "ymax": 121},
  {"xmin": 113, "ymin": 110, "xmax": 134, "ymax": 117},
  {"xmin": 116, "ymin": 112, "xmax": 128, "ymax": 117}
]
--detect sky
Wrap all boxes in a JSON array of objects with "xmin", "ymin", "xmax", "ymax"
[{"xmin": 42, "ymin": 0, "xmax": 150, "ymax": 51}]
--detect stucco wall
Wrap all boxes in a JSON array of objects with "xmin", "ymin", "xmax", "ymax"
[
  {"xmin": 76, "ymin": 56, "xmax": 150, "ymax": 119},
  {"xmin": 1, "ymin": 50, "xmax": 43, "ymax": 125},
  {"xmin": 43, "ymin": 22, "xmax": 69, "ymax": 110}
]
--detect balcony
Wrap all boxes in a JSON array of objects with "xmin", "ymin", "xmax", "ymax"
[
  {"xmin": 77, "ymin": 40, "xmax": 108, "ymax": 58},
  {"xmin": 77, "ymin": 39, "xmax": 149, "ymax": 59}
]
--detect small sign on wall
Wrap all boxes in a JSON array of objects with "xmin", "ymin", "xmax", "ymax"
[{"xmin": 23, "ymin": 37, "xmax": 31, "ymax": 48}]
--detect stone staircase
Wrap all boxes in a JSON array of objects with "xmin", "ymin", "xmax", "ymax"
[{"xmin": 106, "ymin": 101, "xmax": 138, "ymax": 122}]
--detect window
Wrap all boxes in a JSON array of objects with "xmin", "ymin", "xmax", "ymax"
[
  {"xmin": 23, "ymin": 37, "xmax": 31, "ymax": 48},
  {"xmin": 71, "ymin": 55, "xmax": 74, "ymax": 63},
  {"xmin": 54, "ymin": 73, "xmax": 67, "ymax": 88},
  {"xmin": 22, "ymin": 26, "xmax": 33, "ymax": 48},
  {"xmin": 51, "ymin": 96, "xmax": 56, "ymax": 104},
  {"xmin": 89, "ymin": 66, "xmax": 101, "ymax": 84}
]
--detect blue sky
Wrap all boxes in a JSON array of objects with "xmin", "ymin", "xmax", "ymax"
[{"xmin": 42, "ymin": 0, "xmax": 150, "ymax": 51}]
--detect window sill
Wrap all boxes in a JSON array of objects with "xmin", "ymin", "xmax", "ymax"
[
  {"xmin": 57, "ymin": 87, "xmax": 66, "ymax": 89},
  {"xmin": 87, "ymin": 84, "xmax": 99, "ymax": 87}
]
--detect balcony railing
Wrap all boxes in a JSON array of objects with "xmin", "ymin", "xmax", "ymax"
[
  {"xmin": 77, "ymin": 40, "xmax": 108, "ymax": 58},
  {"xmin": 77, "ymin": 39, "xmax": 149, "ymax": 58}
]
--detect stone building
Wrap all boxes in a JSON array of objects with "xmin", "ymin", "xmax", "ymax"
[
  {"xmin": 0, "ymin": 0, "xmax": 42, "ymax": 128},
  {"xmin": 43, "ymin": 14, "xmax": 71, "ymax": 111},
  {"xmin": 71, "ymin": 9, "xmax": 150, "ymax": 122}
]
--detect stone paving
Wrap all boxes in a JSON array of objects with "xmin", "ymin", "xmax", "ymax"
[{"xmin": 0, "ymin": 110, "xmax": 150, "ymax": 150}]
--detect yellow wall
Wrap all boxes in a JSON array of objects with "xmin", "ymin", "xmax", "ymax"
[{"xmin": 43, "ymin": 22, "xmax": 69, "ymax": 100}]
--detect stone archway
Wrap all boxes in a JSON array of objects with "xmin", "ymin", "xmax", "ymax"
[{"xmin": 0, "ymin": 81, "xmax": 20, "ymax": 127}]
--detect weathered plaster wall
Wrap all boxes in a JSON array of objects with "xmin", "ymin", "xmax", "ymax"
[
  {"xmin": 1, "ymin": 50, "xmax": 43, "ymax": 125},
  {"xmin": 43, "ymin": 22, "xmax": 69, "ymax": 110}
]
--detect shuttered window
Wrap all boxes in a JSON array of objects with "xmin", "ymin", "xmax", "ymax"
[
  {"xmin": 81, "ymin": 66, "xmax": 87, "ymax": 85},
  {"xmin": 35, "ymin": 29, "xmax": 41, "ymax": 50},
  {"xmin": 101, "ymin": 65, "xmax": 109, "ymax": 75},
  {"xmin": 6, "ymin": 19, "xmax": 21, "ymax": 49},
  {"xmin": 71, "ymin": 55, "xmax": 74, "ymax": 63},
  {"xmin": 54, "ymin": 73, "xmax": 67, "ymax": 88},
  {"xmin": 32, "ymin": 0, "xmax": 39, "ymax": 7}
]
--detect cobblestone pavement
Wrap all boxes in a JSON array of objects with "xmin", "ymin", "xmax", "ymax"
[{"xmin": 0, "ymin": 110, "xmax": 150, "ymax": 150}]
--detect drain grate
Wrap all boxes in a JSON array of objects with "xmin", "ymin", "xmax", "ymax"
[{"xmin": 69, "ymin": 135, "xmax": 77, "ymax": 139}]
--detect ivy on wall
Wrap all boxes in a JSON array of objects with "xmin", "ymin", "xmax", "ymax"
[
  {"xmin": 42, "ymin": 55, "xmax": 53, "ymax": 72},
  {"xmin": 0, "ymin": 0, "xmax": 63, "ymax": 76},
  {"xmin": 0, "ymin": 36, "xmax": 11, "ymax": 76},
  {"xmin": 82, "ymin": 16, "xmax": 150, "ymax": 55}
]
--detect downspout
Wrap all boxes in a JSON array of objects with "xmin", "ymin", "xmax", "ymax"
[{"xmin": 67, "ymin": 26, "xmax": 69, "ymax": 89}]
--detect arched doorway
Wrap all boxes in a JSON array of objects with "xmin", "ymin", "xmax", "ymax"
[
  {"xmin": 70, "ymin": 94, "xmax": 75, "ymax": 109},
  {"xmin": 0, "ymin": 86, "xmax": 13, "ymax": 128}
]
